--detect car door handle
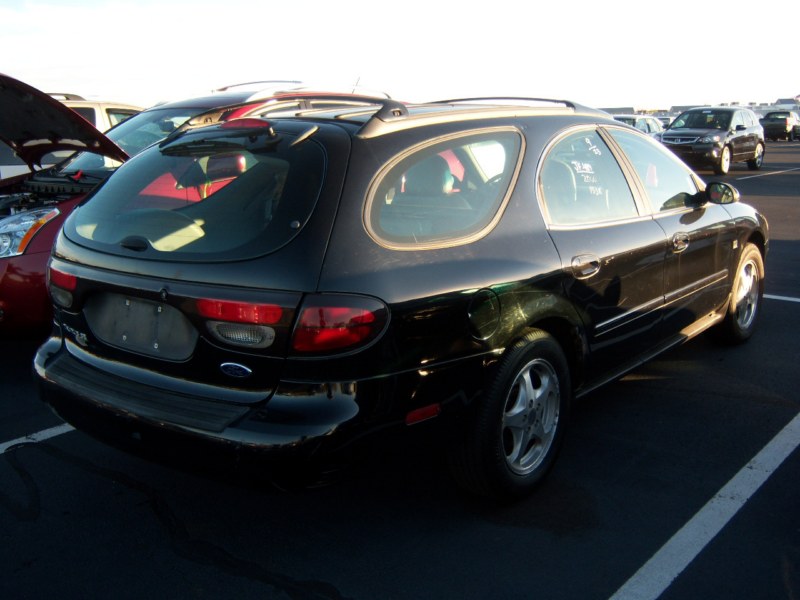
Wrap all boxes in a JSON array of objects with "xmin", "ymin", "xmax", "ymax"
[
  {"xmin": 672, "ymin": 232, "xmax": 690, "ymax": 253},
  {"xmin": 571, "ymin": 254, "xmax": 601, "ymax": 279}
]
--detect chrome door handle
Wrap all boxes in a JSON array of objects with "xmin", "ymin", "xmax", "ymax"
[
  {"xmin": 571, "ymin": 254, "xmax": 601, "ymax": 279},
  {"xmin": 672, "ymin": 232, "xmax": 690, "ymax": 253}
]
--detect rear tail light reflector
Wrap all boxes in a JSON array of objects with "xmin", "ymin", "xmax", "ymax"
[
  {"xmin": 48, "ymin": 265, "xmax": 77, "ymax": 308},
  {"xmin": 195, "ymin": 299, "xmax": 282, "ymax": 325}
]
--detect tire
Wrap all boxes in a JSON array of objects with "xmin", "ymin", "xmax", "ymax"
[
  {"xmin": 715, "ymin": 243, "xmax": 764, "ymax": 344},
  {"xmin": 714, "ymin": 145, "xmax": 731, "ymax": 175},
  {"xmin": 447, "ymin": 329, "xmax": 570, "ymax": 500},
  {"xmin": 747, "ymin": 143, "xmax": 764, "ymax": 170}
]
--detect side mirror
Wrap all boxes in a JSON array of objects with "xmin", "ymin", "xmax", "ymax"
[
  {"xmin": 736, "ymin": 124, "xmax": 747, "ymax": 131},
  {"xmin": 705, "ymin": 181, "xmax": 739, "ymax": 205}
]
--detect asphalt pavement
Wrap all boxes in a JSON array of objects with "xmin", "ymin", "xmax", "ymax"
[{"xmin": 1, "ymin": 141, "xmax": 798, "ymax": 600}]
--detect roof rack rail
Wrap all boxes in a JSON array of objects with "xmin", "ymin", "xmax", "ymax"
[
  {"xmin": 430, "ymin": 96, "xmax": 577, "ymax": 109},
  {"xmin": 163, "ymin": 94, "xmax": 392, "ymax": 141},
  {"xmin": 372, "ymin": 99, "xmax": 409, "ymax": 121},
  {"xmin": 213, "ymin": 80, "xmax": 304, "ymax": 92},
  {"xmin": 48, "ymin": 92, "xmax": 86, "ymax": 101}
]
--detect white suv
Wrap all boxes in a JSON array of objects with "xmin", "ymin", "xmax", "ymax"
[{"xmin": 49, "ymin": 93, "xmax": 141, "ymax": 131}]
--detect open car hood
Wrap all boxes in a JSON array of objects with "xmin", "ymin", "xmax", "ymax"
[{"xmin": 0, "ymin": 73, "xmax": 129, "ymax": 169}]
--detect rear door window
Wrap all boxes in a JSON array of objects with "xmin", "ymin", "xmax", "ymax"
[{"xmin": 538, "ymin": 129, "xmax": 639, "ymax": 226}]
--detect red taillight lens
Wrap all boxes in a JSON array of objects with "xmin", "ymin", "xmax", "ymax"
[
  {"xmin": 291, "ymin": 296, "xmax": 387, "ymax": 354},
  {"xmin": 48, "ymin": 266, "xmax": 77, "ymax": 291},
  {"xmin": 47, "ymin": 265, "xmax": 77, "ymax": 308},
  {"xmin": 195, "ymin": 299, "xmax": 282, "ymax": 325}
]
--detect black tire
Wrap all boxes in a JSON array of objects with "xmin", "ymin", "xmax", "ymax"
[
  {"xmin": 447, "ymin": 329, "xmax": 570, "ymax": 500},
  {"xmin": 715, "ymin": 243, "xmax": 764, "ymax": 344},
  {"xmin": 747, "ymin": 143, "xmax": 764, "ymax": 170},
  {"xmin": 714, "ymin": 145, "xmax": 731, "ymax": 175}
]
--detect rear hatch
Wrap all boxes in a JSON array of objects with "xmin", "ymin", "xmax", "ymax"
[{"xmin": 52, "ymin": 118, "xmax": 355, "ymax": 400}]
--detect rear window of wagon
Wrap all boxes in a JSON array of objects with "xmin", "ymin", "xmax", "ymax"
[{"xmin": 65, "ymin": 127, "xmax": 325, "ymax": 261}]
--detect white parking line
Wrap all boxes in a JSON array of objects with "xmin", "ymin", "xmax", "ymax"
[
  {"xmin": 765, "ymin": 294, "xmax": 800, "ymax": 304},
  {"xmin": 735, "ymin": 167, "xmax": 800, "ymax": 181},
  {"xmin": 609, "ymin": 411, "xmax": 800, "ymax": 600},
  {"xmin": 0, "ymin": 423, "xmax": 74, "ymax": 455}
]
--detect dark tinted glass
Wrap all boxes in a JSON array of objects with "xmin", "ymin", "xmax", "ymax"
[
  {"xmin": 367, "ymin": 130, "xmax": 521, "ymax": 248},
  {"xmin": 67, "ymin": 128, "xmax": 325, "ymax": 261}
]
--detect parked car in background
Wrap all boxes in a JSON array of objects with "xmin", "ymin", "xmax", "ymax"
[
  {"xmin": 759, "ymin": 110, "xmax": 800, "ymax": 141},
  {"xmin": 49, "ymin": 92, "xmax": 141, "ymax": 131},
  {"xmin": 34, "ymin": 97, "xmax": 768, "ymax": 500},
  {"xmin": 612, "ymin": 114, "xmax": 664, "ymax": 136},
  {"xmin": 656, "ymin": 106, "xmax": 765, "ymax": 174},
  {"xmin": 0, "ymin": 72, "xmax": 387, "ymax": 336}
]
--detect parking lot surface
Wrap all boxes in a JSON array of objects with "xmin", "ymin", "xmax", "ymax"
[{"xmin": 2, "ymin": 141, "xmax": 798, "ymax": 600}]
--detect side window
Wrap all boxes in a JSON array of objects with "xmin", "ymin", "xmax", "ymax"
[
  {"xmin": 107, "ymin": 109, "xmax": 138, "ymax": 128},
  {"xmin": 367, "ymin": 131, "xmax": 522, "ymax": 248},
  {"xmin": 539, "ymin": 129, "xmax": 638, "ymax": 225},
  {"xmin": 607, "ymin": 128, "xmax": 699, "ymax": 211},
  {"xmin": 731, "ymin": 111, "xmax": 745, "ymax": 129},
  {"xmin": 71, "ymin": 106, "xmax": 97, "ymax": 126}
]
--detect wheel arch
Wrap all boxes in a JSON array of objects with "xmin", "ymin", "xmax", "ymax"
[
  {"xmin": 521, "ymin": 316, "xmax": 586, "ymax": 393},
  {"xmin": 745, "ymin": 229, "xmax": 767, "ymax": 260}
]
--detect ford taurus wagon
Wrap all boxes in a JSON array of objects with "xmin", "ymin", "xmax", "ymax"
[{"xmin": 34, "ymin": 98, "xmax": 768, "ymax": 499}]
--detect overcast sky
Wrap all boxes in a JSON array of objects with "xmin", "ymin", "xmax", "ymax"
[{"xmin": 2, "ymin": 0, "xmax": 796, "ymax": 111}]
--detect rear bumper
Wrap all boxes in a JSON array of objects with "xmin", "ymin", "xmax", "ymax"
[
  {"xmin": 763, "ymin": 125, "xmax": 793, "ymax": 139},
  {"xmin": 34, "ymin": 336, "xmax": 363, "ymax": 458}
]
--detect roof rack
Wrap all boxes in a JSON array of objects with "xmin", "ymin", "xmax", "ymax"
[
  {"xmin": 214, "ymin": 80, "xmax": 304, "ymax": 92},
  {"xmin": 430, "ymin": 97, "xmax": 577, "ymax": 109},
  {"xmin": 354, "ymin": 97, "xmax": 599, "ymax": 139},
  {"xmin": 163, "ymin": 93, "xmax": 391, "ymax": 141},
  {"xmin": 48, "ymin": 92, "xmax": 86, "ymax": 101},
  {"xmin": 215, "ymin": 80, "xmax": 392, "ymax": 102}
]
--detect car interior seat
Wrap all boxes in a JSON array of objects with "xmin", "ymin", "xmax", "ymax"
[
  {"xmin": 540, "ymin": 159, "xmax": 577, "ymax": 223},
  {"xmin": 402, "ymin": 155, "xmax": 455, "ymax": 197}
]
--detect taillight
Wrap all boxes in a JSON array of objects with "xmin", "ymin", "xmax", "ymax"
[
  {"xmin": 196, "ymin": 299, "xmax": 282, "ymax": 325},
  {"xmin": 48, "ymin": 265, "xmax": 77, "ymax": 308},
  {"xmin": 196, "ymin": 298, "xmax": 283, "ymax": 349},
  {"xmin": 291, "ymin": 295, "xmax": 388, "ymax": 354}
]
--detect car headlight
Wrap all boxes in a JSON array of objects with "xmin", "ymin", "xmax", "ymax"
[
  {"xmin": 699, "ymin": 134, "xmax": 722, "ymax": 144},
  {"xmin": 0, "ymin": 208, "xmax": 60, "ymax": 258}
]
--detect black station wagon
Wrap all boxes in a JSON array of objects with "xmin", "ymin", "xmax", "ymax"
[{"xmin": 35, "ymin": 98, "xmax": 768, "ymax": 499}]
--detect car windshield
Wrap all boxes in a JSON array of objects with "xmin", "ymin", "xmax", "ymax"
[
  {"xmin": 614, "ymin": 116, "xmax": 636, "ymax": 126},
  {"xmin": 670, "ymin": 110, "xmax": 731, "ymax": 130},
  {"xmin": 65, "ymin": 124, "xmax": 326, "ymax": 261},
  {"xmin": 56, "ymin": 106, "xmax": 209, "ymax": 178},
  {"xmin": 764, "ymin": 112, "xmax": 789, "ymax": 120}
]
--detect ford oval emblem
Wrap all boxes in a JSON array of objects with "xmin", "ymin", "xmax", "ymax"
[{"xmin": 220, "ymin": 362, "xmax": 253, "ymax": 378}]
